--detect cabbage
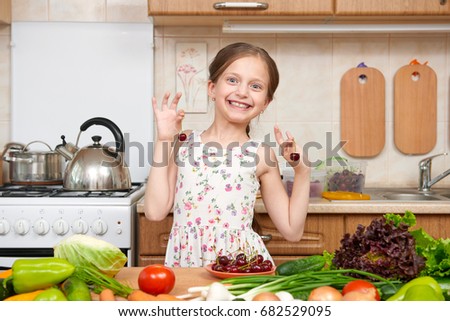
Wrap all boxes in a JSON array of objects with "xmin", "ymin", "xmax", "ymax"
[{"xmin": 54, "ymin": 234, "xmax": 127, "ymax": 277}]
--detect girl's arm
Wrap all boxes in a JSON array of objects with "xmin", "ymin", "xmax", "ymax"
[
  {"xmin": 144, "ymin": 92, "xmax": 184, "ymax": 221},
  {"xmin": 257, "ymin": 126, "xmax": 311, "ymax": 242}
]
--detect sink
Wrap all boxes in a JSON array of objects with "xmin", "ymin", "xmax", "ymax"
[
  {"xmin": 356, "ymin": 188, "xmax": 450, "ymax": 202},
  {"xmin": 381, "ymin": 193, "xmax": 443, "ymax": 201}
]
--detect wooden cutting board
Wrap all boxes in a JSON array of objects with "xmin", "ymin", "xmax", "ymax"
[
  {"xmin": 340, "ymin": 67, "xmax": 385, "ymax": 157},
  {"xmin": 394, "ymin": 64, "xmax": 437, "ymax": 155}
]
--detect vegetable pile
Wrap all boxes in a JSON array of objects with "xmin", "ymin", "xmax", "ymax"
[
  {"xmin": 332, "ymin": 211, "xmax": 425, "ymax": 280},
  {"xmin": 1, "ymin": 234, "xmax": 179, "ymax": 301},
  {"xmin": 182, "ymin": 210, "xmax": 450, "ymax": 301}
]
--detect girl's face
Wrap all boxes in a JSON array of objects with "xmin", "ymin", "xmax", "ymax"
[{"xmin": 208, "ymin": 56, "xmax": 271, "ymax": 125}]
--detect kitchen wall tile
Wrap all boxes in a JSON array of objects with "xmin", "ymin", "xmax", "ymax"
[
  {"xmin": 276, "ymin": 37, "xmax": 333, "ymax": 123},
  {"xmin": 0, "ymin": 32, "xmax": 10, "ymax": 121},
  {"xmin": 0, "ymin": 25, "xmax": 10, "ymax": 36},
  {"xmin": 159, "ymin": 37, "xmax": 220, "ymax": 120},
  {"xmin": 0, "ymin": 120, "xmax": 10, "ymax": 148},
  {"xmin": 106, "ymin": 0, "xmax": 150, "ymax": 23},
  {"xmin": 12, "ymin": 0, "xmax": 48, "ymax": 21},
  {"xmin": 49, "ymin": 0, "xmax": 106, "ymax": 22}
]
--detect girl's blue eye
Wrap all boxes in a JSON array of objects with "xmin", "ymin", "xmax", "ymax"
[
  {"xmin": 251, "ymin": 83, "xmax": 263, "ymax": 90},
  {"xmin": 227, "ymin": 77, "xmax": 238, "ymax": 84}
]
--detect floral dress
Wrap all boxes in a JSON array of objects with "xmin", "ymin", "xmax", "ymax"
[{"xmin": 164, "ymin": 130, "xmax": 273, "ymax": 267}]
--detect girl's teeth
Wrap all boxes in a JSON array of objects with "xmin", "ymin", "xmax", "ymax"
[{"xmin": 230, "ymin": 101, "xmax": 249, "ymax": 108}]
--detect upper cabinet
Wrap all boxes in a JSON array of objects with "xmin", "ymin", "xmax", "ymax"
[
  {"xmin": 149, "ymin": 0, "xmax": 450, "ymax": 25},
  {"xmin": 148, "ymin": 0, "xmax": 334, "ymax": 25},
  {"xmin": 335, "ymin": 0, "xmax": 450, "ymax": 16},
  {"xmin": 0, "ymin": 0, "xmax": 11, "ymax": 24}
]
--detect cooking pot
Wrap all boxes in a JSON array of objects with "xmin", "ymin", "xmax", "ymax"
[
  {"xmin": 2, "ymin": 141, "xmax": 64, "ymax": 185},
  {"xmin": 55, "ymin": 117, "xmax": 131, "ymax": 191}
]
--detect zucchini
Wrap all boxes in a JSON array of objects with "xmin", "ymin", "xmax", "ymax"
[
  {"xmin": 275, "ymin": 255, "xmax": 325, "ymax": 276},
  {"xmin": 61, "ymin": 276, "xmax": 92, "ymax": 301},
  {"xmin": 0, "ymin": 278, "xmax": 16, "ymax": 301}
]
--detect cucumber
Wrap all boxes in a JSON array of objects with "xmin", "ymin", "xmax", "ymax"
[
  {"xmin": 0, "ymin": 278, "xmax": 15, "ymax": 301},
  {"xmin": 275, "ymin": 255, "xmax": 326, "ymax": 276},
  {"xmin": 61, "ymin": 276, "xmax": 92, "ymax": 301},
  {"xmin": 433, "ymin": 277, "xmax": 450, "ymax": 301}
]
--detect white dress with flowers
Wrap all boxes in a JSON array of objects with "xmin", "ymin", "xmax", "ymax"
[{"xmin": 164, "ymin": 130, "xmax": 273, "ymax": 267}]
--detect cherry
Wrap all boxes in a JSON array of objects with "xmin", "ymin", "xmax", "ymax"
[
  {"xmin": 218, "ymin": 255, "xmax": 229, "ymax": 266},
  {"xmin": 290, "ymin": 152, "xmax": 300, "ymax": 161},
  {"xmin": 179, "ymin": 133, "xmax": 187, "ymax": 141}
]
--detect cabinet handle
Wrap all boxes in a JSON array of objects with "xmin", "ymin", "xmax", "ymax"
[
  {"xmin": 260, "ymin": 234, "xmax": 272, "ymax": 242},
  {"xmin": 213, "ymin": 2, "xmax": 269, "ymax": 10}
]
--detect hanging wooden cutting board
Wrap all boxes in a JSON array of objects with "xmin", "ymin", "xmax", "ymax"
[
  {"xmin": 394, "ymin": 64, "xmax": 437, "ymax": 155},
  {"xmin": 340, "ymin": 67, "xmax": 385, "ymax": 157}
]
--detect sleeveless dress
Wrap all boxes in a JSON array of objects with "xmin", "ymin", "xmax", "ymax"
[{"xmin": 164, "ymin": 130, "xmax": 273, "ymax": 267}]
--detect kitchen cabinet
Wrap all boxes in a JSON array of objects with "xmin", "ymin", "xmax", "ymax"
[
  {"xmin": 0, "ymin": 0, "xmax": 11, "ymax": 24},
  {"xmin": 335, "ymin": 0, "xmax": 450, "ymax": 16},
  {"xmin": 148, "ymin": 0, "xmax": 450, "ymax": 26},
  {"xmin": 148, "ymin": 0, "xmax": 334, "ymax": 25}
]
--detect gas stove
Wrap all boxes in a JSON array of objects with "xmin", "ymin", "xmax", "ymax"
[{"xmin": 0, "ymin": 182, "xmax": 146, "ymax": 268}]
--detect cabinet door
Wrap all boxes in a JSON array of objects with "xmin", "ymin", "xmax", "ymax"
[
  {"xmin": 149, "ymin": 0, "xmax": 334, "ymax": 16},
  {"xmin": 0, "ymin": 0, "xmax": 11, "ymax": 24},
  {"xmin": 138, "ymin": 214, "xmax": 173, "ymax": 256},
  {"xmin": 345, "ymin": 214, "xmax": 450, "ymax": 240},
  {"xmin": 253, "ymin": 213, "xmax": 344, "ymax": 255},
  {"xmin": 336, "ymin": 0, "xmax": 450, "ymax": 15}
]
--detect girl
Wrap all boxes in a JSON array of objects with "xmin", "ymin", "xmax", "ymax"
[{"xmin": 144, "ymin": 42, "xmax": 310, "ymax": 267}]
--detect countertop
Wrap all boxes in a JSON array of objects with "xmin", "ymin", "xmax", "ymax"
[
  {"xmin": 137, "ymin": 189, "xmax": 450, "ymax": 214},
  {"xmin": 115, "ymin": 267, "xmax": 218, "ymax": 297}
]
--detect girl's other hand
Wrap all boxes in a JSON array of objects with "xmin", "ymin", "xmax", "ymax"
[
  {"xmin": 152, "ymin": 92, "xmax": 185, "ymax": 141},
  {"xmin": 274, "ymin": 125, "xmax": 309, "ymax": 170}
]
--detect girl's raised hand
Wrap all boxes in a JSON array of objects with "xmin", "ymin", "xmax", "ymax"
[
  {"xmin": 152, "ymin": 92, "xmax": 185, "ymax": 141},
  {"xmin": 274, "ymin": 125, "xmax": 306, "ymax": 169}
]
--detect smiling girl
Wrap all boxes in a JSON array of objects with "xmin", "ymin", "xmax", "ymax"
[{"xmin": 144, "ymin": 42, "xmax": 310, "ymax": 267}]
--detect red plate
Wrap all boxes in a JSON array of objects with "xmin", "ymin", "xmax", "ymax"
[{"xmin": 204, "ymin": 264, "xmax": 276, "ymax": 279}]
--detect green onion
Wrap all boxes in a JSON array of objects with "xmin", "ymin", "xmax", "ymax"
[{"xmin": 220, "ymin": 269, "xmax": 400, "ymax": 300}]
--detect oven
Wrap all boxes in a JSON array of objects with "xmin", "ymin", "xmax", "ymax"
[{"xmin": 0, "ymin": 183, "xmax": 145, "ymax": 270}]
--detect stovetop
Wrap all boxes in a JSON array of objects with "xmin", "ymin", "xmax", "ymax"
[
  {"xmin": 0, "ymin": 183, "xmax": 144, "ymax": 198},
  {"xmin": 0, "ymin": 182, "xmax": 146, "ymax": 206}
]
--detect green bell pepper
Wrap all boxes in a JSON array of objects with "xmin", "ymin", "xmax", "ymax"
[
  {"xmin": 8, "ymin": 258, "xmax": 75, "ymax": 294},
  {"xmin": 387, "ymin": 276, "xmax": 445, "ymax": 301},
  {"xmin": 34, "ymin": 288, "xmax": 67, "ymax": 301}
]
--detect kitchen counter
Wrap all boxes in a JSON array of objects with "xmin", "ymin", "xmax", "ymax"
[
  {"xmin": 137, "ymin": 193, "xmax": 450, "ymax": 214},
  {"xmin": 115, "ymin": 267, "xmax": 217, "ymax": 297}
]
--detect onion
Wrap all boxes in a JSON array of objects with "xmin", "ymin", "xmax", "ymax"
[
  {"xmin": 308, "ymin": 286, "xmax": 343, "ymax": 301},
  {"xmin": 252, "ymin": 292, "xmax": 281, "ymax": 301}
]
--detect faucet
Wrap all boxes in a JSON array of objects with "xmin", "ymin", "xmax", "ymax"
[{"xmin": 418, "ymin": 153, "xmax": 450, "ymax": 192}]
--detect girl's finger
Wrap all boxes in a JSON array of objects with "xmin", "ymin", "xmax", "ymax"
[
  {"xmin": 169, "ymin": 92, "xmax": 182, "ymax": 110},
  {"xmin": 151, "ymin": 96, "xmax": 158, "ymax": 113},
  {"xmin": 161, "ymin": 92, "xmax": 171, "ymax": 110},
  {"xmin": 273, "ymin": 125, "xmax": 285, "ymax": 145}
]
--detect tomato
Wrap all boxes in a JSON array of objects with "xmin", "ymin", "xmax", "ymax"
[
  {"xmin": 342, "ymin": 280, "xmax": 380, "ymax": 301},
  {"xmin": 138, "ymin": 264, "xmax": 176, "ymax": 296}
]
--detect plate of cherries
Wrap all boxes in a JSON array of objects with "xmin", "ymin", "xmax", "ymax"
[{"xmin": 205, "ymin": 252, "xmax": 275, "ymax": 279}]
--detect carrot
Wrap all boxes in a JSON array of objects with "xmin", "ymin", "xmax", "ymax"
[
  {"xmin": 99, "ymin": 288, "xmax": 116, "ymax": 301},
  {"xmin": 127, "ymin": 290, "xmax": 158, "ymax": 301},
  {"xmin": 0, "ymin": 269, "xmax": 12, "ymax": 278},
  {"xmin": 156, "ymin": 294, "xmax": 184, "ymax": 301}
]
